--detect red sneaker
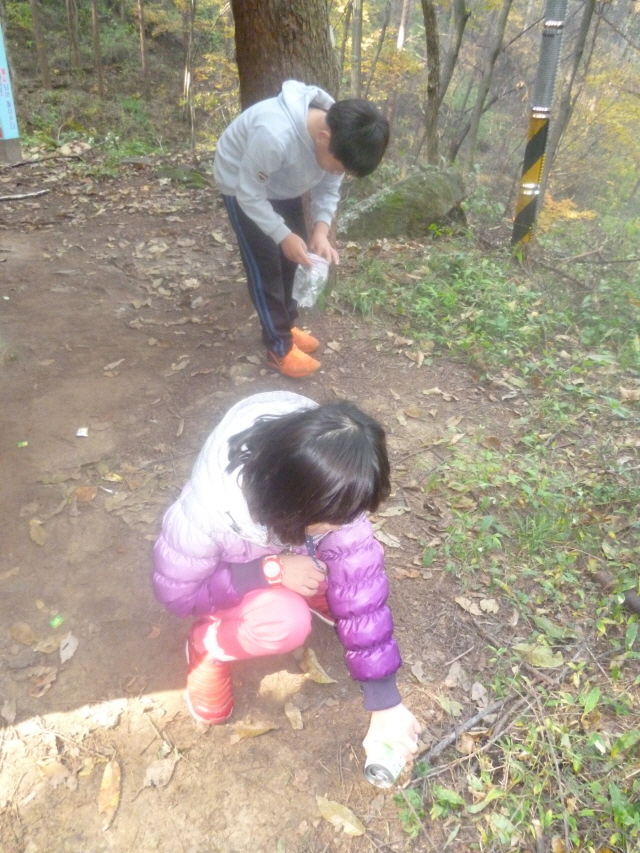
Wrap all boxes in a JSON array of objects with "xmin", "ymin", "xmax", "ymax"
[
  {"xmin": 186, "ymin": 620, "xmax": 234, "ymax": 724},
  {"xmin": 291, "ymin": 327, "xmax": 320, "ymax": 354},
  {"xmin": 307, "ymin": 583, "xmax": 335, "ymax": 627}
]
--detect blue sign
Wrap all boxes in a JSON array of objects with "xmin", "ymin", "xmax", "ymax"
[{"xmin": 0, "ymin": 22, "xmax": 20, "ymax": 141}]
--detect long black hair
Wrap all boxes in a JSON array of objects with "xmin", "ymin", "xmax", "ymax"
[{"xmin": 227, "ymin": 402, "xmax": 390, "ymax": 545}]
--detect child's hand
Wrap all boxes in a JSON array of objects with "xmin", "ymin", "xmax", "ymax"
[
  {"xmin": 280, "ymin": 554, "xmax": 327, "ymax": 596},
  {"xmin": 309, "ymin": 230, "xmax": 340, "ymax": 266},
  {"xmin": 280, "ymin": 233, "xmax": 311, "ymax": 265},
  {"xmin": 363, "ymin": 704, "xmax": 421, "ymax": 762}
]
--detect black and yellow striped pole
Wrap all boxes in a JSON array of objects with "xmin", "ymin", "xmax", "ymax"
[{"xmin": 512, "ymin": 0, "xmax": 568, "ymax": 245}]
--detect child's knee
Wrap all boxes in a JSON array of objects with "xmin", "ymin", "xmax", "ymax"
[{"xmin": 269, "ymin": 587, "xmax": 312, "ymax": 650}]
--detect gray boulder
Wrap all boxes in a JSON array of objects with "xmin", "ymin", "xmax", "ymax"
[{"xmin": 338, "ymin": 169, "xmax": 466, "ymax": 240}]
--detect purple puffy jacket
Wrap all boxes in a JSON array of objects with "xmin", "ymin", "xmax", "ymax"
[{"xmin": 152, "ymin": 392, "xmax": 402, "ymax": 694}]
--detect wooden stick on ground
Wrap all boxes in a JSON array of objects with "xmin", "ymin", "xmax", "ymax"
[{"xmin": 0, "ymin": 190, "xmax": 49, "ymax": 201}]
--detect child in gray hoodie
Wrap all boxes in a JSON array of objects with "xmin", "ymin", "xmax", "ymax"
[{"xmin": 213, "ymin": 80, "xmax": 389, "ymax": 377}]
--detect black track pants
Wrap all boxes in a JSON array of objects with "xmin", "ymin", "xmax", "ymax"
[{"xmin": 223, "ymin": 195, "xmax": 308, "ymax": 358}]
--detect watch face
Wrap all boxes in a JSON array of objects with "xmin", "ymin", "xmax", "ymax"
[
  {"xmin": 263, "ymin": 559, "xmax": 281, "ymax": 579},
  {"xmin": 262, "ymin": 560, "xmax": 282, "ymax": 581}
]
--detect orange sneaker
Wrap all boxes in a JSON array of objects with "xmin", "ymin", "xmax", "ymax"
[
  {"xmin": 268, "ymin": 344, "xmax": 321, "ymax": 378},
  {"xmin": 291, "ymin": 327, "xmax": 320, "ymax": 354}
]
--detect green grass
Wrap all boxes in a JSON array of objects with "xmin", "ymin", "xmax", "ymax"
[{"xmin": 334, "ymin": 217, "xmax": 640, "ymax": 851}]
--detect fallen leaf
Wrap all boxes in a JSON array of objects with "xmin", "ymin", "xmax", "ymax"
[
  {"xmin": 444, "ymin": 661, "xmax": 465, "ymax": 689},
  {"xmin": 377, "ymin": 506, "xmax": 408, "ymax": 518},
  {"xmin": 404, "ymin": 406, "xmax": 423, "ymax": 419},
  {"xmin": 455, "ymin": 596, "xmax": 482, "ymax": 616},
  {"xmin": 28, "ymin": 665, "xmax": 58, "ymax": 697},
  {"xmin": 375, "ymin": 529, "xmax": 401, "ymax": 548},
  {"xmin": 11, "ymin": 621, "xmax": 36, "ymax": 644},
  {"xmin": 327, "ymin": 341, "xmax": 342, "ymax": 352},
  {"xmin": 142, "ymin": 753, "xmax": 180, "ymax": 788},
  {"xmin": 38, "ymin": 760, "xmax": 71, "ymax": 788},
  {"xmin": 619, "ymin": 387, "xmax": 640, "ymax": 403},
  {"xmin": 284, "ymin": 702, "xmax": 304, "ymax": 730},
  {"xmin": 316, "ymin": 796, "xmax": 365, "ymax": 836},
  {"xmin": 81, "ymin": 699, "xmax": 126, "ymax": 729},
  {"xmin": 146, "ymin": 625, "xmax": 161, "ymax": 639},
  {"xmin": 300, "ymin": 648, "xmax": 336, "ymax": 684},
  {"xmin": 229, "ymin": 721, "xmax": 279, "ymax": 744},
  {"xmin": 480, "ymin": 436, "xmax": 502, "ymax": 450},
  {"xmin": 60, "ymin": 632, "xmax": 79, "ymax": 663},
  {"xmin": 435, "ymin": 695, "xmax": 464, "ymax": 717},
  {"xmin": 29, "ymin": 519, "xmax": 46, "ymax": 546},
  {"xmin": 405, "ymin": 350, "xmax": 424, "ymax": 367},
  {"xmin": 395, "ymin": 568, "xmax": 421, "ymax": 579},
  {"xmin": 450, "ymin": 495, "xmax": 477, "ymax": 510},
  {"xmin": 422, "ymin": 386, "xmax": 459, "ymax": 402},
  {"xmin": 103, "ymin": 358, "xmax": 125, "ymax": 371},
  {"xmin": 471, "ymin": 682, "xmax": 489, "ymax": 707},
  {"xmin": 479, "ymin": 598, "xmax": 499, "ymax": 614},
  {"xmin": 34, "ymin": 635, "xmax": 60, "ymax": 654},
  {"xmin": 98, "ymin": 758, "xmax": 121, "ymax": 830},
  {"xmin": 550, "ymin": 837, "xmax": 568, "ymax": 853},
  {"xmin": 75, "ymin": 485, "xmax": 98, "ymax": 502},
  {"xmin": 513, "ymin": 640, "xmax": 564, "ymax": 668},
  {"xmin": 456, "ymin": 733, "xmax": 477, "ymax": 755},
  {"xmin": 411, "ymin": 661, "xmax": 429, "ymax": 684},
  {"xmin": 1, "ymin": 698, "xmax": 17, "ymax": 724},
  {"xmin": 531, "ymin": 615, "xmax": 578, "ymax": 642}
]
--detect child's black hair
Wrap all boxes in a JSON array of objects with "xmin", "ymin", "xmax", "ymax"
[
  {"xmin": 326, "ymin": 99, "xmax": 390, "ymax": 178},
  {"xmin": 227, "ymin": 402, "xmax": 391, "ymax": 545}
]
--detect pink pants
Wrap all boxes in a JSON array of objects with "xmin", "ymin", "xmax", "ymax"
[{"xmin": 191, "ymin": 588, "xmax": 312, "ymax": 662}]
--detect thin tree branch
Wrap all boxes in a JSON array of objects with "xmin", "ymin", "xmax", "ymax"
[{"xmin": 0, "ymin": 190, "xmax": 49, "ymax": 201}]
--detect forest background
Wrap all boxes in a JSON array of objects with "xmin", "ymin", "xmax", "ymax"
[{"xmin": 2, "ymin": 0, "xmax": 640, "ymax": 851}]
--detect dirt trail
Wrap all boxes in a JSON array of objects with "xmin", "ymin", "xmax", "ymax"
[{"xmin": 0, "ymin": 161, "xmax": 514, "ymax": 853}]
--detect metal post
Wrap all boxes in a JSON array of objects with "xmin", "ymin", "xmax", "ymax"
[
  {"xmin": 511, "ymin": 0, "xmax": 568, "ymax": 245},
  {"xmin": 0, "ymin": 21, "xmax": 22, "ymax": 164}
]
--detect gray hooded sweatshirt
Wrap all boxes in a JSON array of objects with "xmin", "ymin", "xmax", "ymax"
[{"xmin": 213, "ymin": 80, "xmax": 343, "ymax": 245}]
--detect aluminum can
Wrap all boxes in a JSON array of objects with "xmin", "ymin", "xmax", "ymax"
[{"xmin": 364, "ymin": 743, "xmax": 406, "ymax": 788}]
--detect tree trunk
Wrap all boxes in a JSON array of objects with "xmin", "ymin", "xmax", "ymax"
[
  {"xmin": 137, "ymin": 0, "xmax": 150, "ymax": 102},
  {"xmin": 463, "ymin": 0, "xmax": 513, "ymax": 171},
  {"xmin": 66, "ymin": 0, "xmax": 81, "ymax": 70},
  {"xmin": 231, "ymin": 0, "xmax": 339, "ymax": 108},
  {"xmin": 90, "ymin": 0, "xmax": 105, "ymax": 97},
  {"xmin": 28, "ymin": 0, "xmax": 50, "ymax": 88},
  {"xmin": 420, "ymin": 0, "xmax": 440, "ymax": 164},
  {"xmin": 182, "ymin": 0, "xmax": 197, "ymax": 146},
  {"xmin": 339, "ymin": 2, "xmax": 353, "ymax": 85},
  {"xmin": 351, "ymin": 0, "xmax": 363, "ymax": 97},
  {"xmin": 364, "ymin": 1, "xmax": 391, "ymax": 99},
  {"xmin": 540, "ymin": 0, "xmax": 596, "ymax": 198},
  {"xmin": 396, "ymin": 0, "xmax": 413, "ymax": 50},
  {"xmin": 439, "ymin": 0, "xmax": 469, "ymax": 106}
]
